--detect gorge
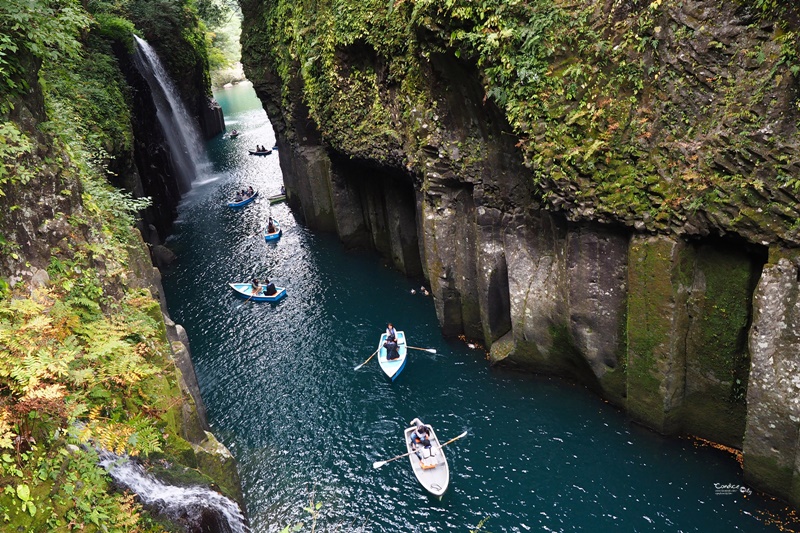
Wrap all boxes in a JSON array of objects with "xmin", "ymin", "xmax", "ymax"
[
  {"xmin": 239, "ymin": 0, "xmax": 800, "ymax": 510},
  {"xmin": 2, "ymin": 0, "xmax": 800, "ymax": 529}
]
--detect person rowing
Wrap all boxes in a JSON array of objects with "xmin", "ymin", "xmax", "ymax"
[
  {"xmin": 250, "ymin": 277, "xmax": 262, "ymax": 295},
  {"xmin": 267, "ymin": 216, "xmax": 276, "ymax": 234},
  {"xmin": 409, "ymin": 422, "xmax": 433, "ymax": 459}
]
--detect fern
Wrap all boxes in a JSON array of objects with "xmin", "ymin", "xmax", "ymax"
[{"xmin": 0, "ymin": 409, "xmax": 15, "ymax": 449}]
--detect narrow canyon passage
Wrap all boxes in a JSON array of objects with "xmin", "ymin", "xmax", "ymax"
[{"xmin": 162, "ymin": 82, "xmax": 795, "ymax": 532}]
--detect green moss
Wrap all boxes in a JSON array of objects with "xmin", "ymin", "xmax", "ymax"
[
  {"xmin": 242, "ymin": 0, "xmax": 800, "ymax": 244},
  {"xmin": 682, "ymin": 390, "xmax": 747, "ymax": 448},
  {"xmin": 745, "ymin": 454, "xmax": 795, "ymax": 499},
  {"xmin": 626, "ymin": 237, "xmax": 690, "ymax": 432},
  {"xmin": 686, "ymin": 246, "xmax": 753, "ymax": 403}
]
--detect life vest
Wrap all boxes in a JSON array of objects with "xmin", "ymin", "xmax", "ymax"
[{"xmin": 412, "ymin": 426, "xmax": 429, "ymax": 444}]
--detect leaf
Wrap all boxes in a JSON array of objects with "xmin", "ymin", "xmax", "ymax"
[{"xmin": 16, "ymin": 484, "xmax": 30, "ymax": 502}]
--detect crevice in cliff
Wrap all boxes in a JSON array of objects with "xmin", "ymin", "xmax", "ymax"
[
  {"xmin": 679, "ymin": 234, "xmax": 767, "ymax": 447},
  {"xmin": 327, "ymin": 151, "xmax": 423, "ymax": 277}
]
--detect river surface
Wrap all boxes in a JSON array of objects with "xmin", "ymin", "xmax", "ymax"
[{"xmin": 162, "ymin": 81, "xmax": 798, "ymax": 532}]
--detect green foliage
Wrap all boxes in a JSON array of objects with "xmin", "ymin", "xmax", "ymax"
[
  {"xmin": 43, "ymin": 34, "xmax": 135, "ymax": 161},
  {"xmin": 0, "ymin": 121, "xmax": 35, "ymax": 197},
  {"xmin": 94, "ymin": 13, "xmax": 137, "ymax": 52},
  {"xmin": 0, "ymin": 0, "xmax": 90, "ymax": 113},
  {"xmin": 0, "ymin": 0, "xmax": 225, "ymax": 529}
]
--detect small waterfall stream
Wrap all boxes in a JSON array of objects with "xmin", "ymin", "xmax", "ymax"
[
  {"xmin": 99, "ymin": 451, "xmax": 249, "ymax": 533},
  {"xmin": 132, "ymin": 35, "xmax": 207, "ymax": 193}
]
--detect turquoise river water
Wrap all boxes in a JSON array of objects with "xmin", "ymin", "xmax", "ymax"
[{"xmin": 161, "ymin": 82, "xmax": 799, "ymax": 532}]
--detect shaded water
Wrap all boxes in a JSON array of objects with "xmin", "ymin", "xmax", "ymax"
[{"xmin": 162, "ymin": 82, "xmax": 797, "ymax": 532}]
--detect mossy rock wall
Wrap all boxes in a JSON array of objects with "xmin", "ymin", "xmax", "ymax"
[{"xmin": 240, "ymin": 0, "xmax": 800, "ymax": 506}]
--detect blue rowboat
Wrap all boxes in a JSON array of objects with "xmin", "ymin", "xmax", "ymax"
[
  {"xmin": 229, "ymin": 282, "xmax": 287, "ymax": 302},
  {"xmin": 264, "ymin": 220, "xmax": 282, "ymax": 242},
  {"xmin": 378, "ymin": 331, "xmax": 407, "ymax": 381},
  {"xmin": 227, "ymin": 191, "xmax": 258, "ymax": 208}
]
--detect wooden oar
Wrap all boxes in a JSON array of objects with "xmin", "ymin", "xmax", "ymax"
[
  {"xmin": 372, "ymin": 431, "xmax": 468, "ymax": 469},
  {"xmin": 235, "ymin": 284, "xmax": 262, "ymax": 309},
  {"xmin": 354, "ymin": 348, "xmax": 379, "ymax": 371},
  {"xmin": 407, "ymin": 346, "xmax": 437, "ymax": 354}
]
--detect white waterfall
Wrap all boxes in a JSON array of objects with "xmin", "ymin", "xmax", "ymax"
[
  {"xmin": 132, "ymin": 35, "xmax": 208, "ymax": 193},
  {"xmin": 99, "ymin": 451, "xmax": 249, "ymax": 533}
]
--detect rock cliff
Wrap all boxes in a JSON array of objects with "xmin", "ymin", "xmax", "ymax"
[
  {"xmin": 0, "ymin": 2, "xmax": 244, "ymax": 529},
  {"xmin": 241, "ymin": 0, "xmax": 800, "ymax": 506}
]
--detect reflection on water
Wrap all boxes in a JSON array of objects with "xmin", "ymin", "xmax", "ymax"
[{"xmin": 161, "ymin": 81, "xmax": 799, "ymax": 532}]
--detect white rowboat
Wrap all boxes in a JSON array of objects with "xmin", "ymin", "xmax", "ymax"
[{"xmin": 404, "ymin": 418, "xmax": 449, "ymax": 497}]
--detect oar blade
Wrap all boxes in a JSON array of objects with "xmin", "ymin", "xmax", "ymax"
[
  {"xmin": 354, "ymin": 363, "xmax": 365, "ymax": 371},
  {"xmin": 426, "ymin": 348, "xmax": 437, "ymax": 353},
  {"xmin": 372, "ymin": 461, "xmax": 386, "ymax": 469},
  {"xmin": 441, "ymin": 431, "xmax": 468, "ymax": 446}
]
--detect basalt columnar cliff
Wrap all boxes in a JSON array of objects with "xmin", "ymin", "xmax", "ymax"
[
  {"xmin": 0, "ymin": 0, "xmax": 241, "ymax": 530},
  {"xmin": 240, "ymin": 0, "xmax": 800, "ymax": 505}
]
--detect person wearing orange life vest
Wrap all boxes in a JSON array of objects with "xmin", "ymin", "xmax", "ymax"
[{"xmin": 409, "ymin": 423, "xmax": 432, "ymax": 459}]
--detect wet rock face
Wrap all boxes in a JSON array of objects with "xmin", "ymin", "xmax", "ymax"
[
  {"xmin": 566, "ymin": 226, "xmax": 629, "ymax": 397},
  {"xmin": 744, "ymin": 255, "xmax": 800, "ymax": 505}
]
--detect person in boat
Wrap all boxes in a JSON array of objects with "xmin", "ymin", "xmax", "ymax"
[
  {"xmin": 386, "ymin": 323, "xmax": 397, "ymax": 339},
  {"xmin": 234, "ymin": 191, "xmax": 243, "ymax": 202},
  {"xmin": 384, "ymin": 335, "xmax": 400, "ymax": 360},
  {"xmin": 280, "ymin": 185, "xmax": 286, "ymax": 195},
  {"xmin": 264, "ymin": 279, "xmax": 278, "ymax": 296},
  {"xmin": 410, "ymin": 423, "xmax": 433, "ymax": 459},
  {"xmin": 250, "ymin": 278, "xmax": 262, "ymax": 295},
  {"xmin": 267, "ymin": 216, "xmax": 276, "ymax": 234},
  {"xmin": 231, "ymin": 129, "xmax": 238, "ymax": 135},
  {"xmin": 247, "ymin": 186, "xmax": 255, "ymax": 197}
]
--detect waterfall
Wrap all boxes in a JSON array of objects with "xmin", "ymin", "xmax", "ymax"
[
  {"xmin": 132, "ymin": 35, "xmax": 207, "ymax": 193},
  {"xmin": 99, "ymin": 451, "xmax": 250, "ymax": 533}
]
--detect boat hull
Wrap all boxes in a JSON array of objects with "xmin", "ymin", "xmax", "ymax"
[
  {"xmin": 264, "ymin": 221, "xmax": 282, "ymax": 242},
  {"xmin": 404, "ymin": 419, "xmax": 450, "ymax": 497},
  {"xmin": 378, "ymin": 331, "xmax": 407, "ymax": 381},
  {"xmin": 248, "ymin": 150, "xmax": 272, "ymax": 156},
  {"xmin": 268, "ymin": 194, "xmax": 286, "ymax": 205},
  {"xmin": 227, "ymin": 191, "xmax": 258, "ymax": 208},
  {"xmin": 229, "ymin": 283, "xmax": 287, "ymax": 302}
]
